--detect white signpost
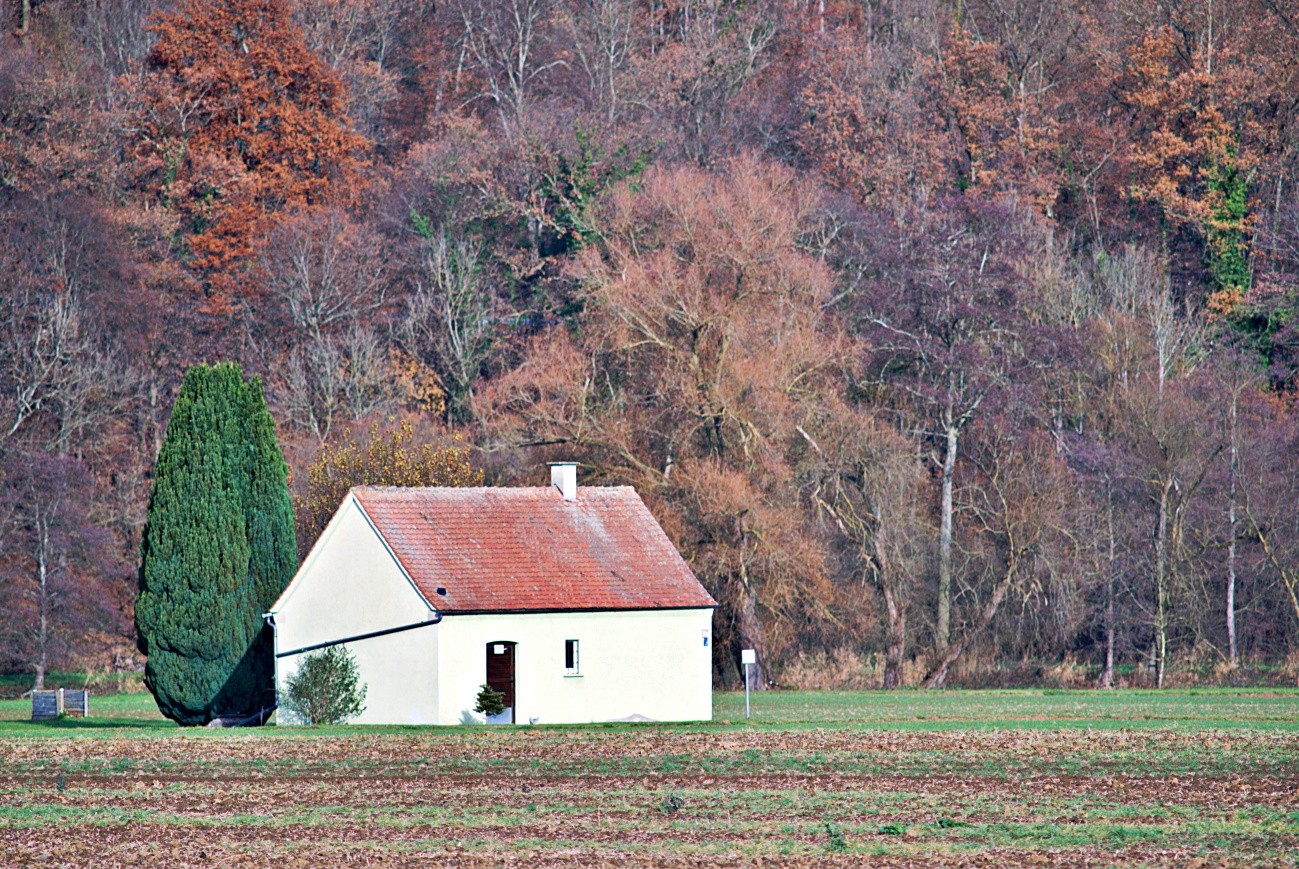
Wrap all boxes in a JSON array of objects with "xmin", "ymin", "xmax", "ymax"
[{"xmin": 741, "ymin": 649, "xmax": 756, "ymax": 719}]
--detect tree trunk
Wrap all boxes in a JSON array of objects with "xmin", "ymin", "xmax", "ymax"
[
  {"xmin": 937, "ymin": 407, "xmax": 958, "ymax": 653},
  {"xmin": 1226, "ymin": 391, "xmax": 1239, "ymax": 668},
  {"xmin": 923, "ymin": 573, "xmax": 1012, "ymax": 689},
  {"xmin": 881, "ymin": 583, "xmax": 906, "ymax": 689},
  {"xmin": 1155, "ymin": 479, "xmax": 1170, "ymax": 689},
  {"xmin": 735, "ymin": 557, "xmax": 768, "ymax": 690},
  {"xmin": 16, "ymin": 0, "xmax": 31, "ymax": 39},
  {"xmin": 1226, "ymin": 523, "xmax": 1237, "ymax": 666},
  {"xmin": 35, "ymin": 518, "xmax": 49, "ymax": 693},
  {"xmin": 1255, "ymin": 523, "xmax": 1299, "ymax": 626},
  {"xmin": 1104, "ymin": 573, "xmax": 1115, "ymax": 687},
  {"xmin": 1102, "ymin": 475, "xmax": 1116, "ymax": 689}
]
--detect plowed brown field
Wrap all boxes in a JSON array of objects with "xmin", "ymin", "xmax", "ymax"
[{"xmin": 2, "ymin": 725, "xmax": 1296, "ymax": 867}]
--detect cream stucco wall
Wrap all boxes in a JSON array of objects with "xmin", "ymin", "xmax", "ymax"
[
  {"xmin": 270, "ymin": 497, "xmax": 440, "ymax": 725},
  {"xmin": 270, "ymin": 495, "xmax": 714, "ymax": 726},
  {"xmin": 436, "ymin": 609, "xmax": 714, "ymax": 725}
]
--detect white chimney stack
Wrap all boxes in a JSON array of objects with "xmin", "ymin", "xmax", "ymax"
[{"xmin": 550, "ymin": 462, "xmax": 578, "ymax": 501}]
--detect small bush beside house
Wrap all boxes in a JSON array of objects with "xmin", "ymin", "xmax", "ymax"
[
  {"xmin": 473, "ymin": 683, "xmax": 506, "ymax": 718},
  {"xmin": 280, "ymin": 645, "xmax": 367, "ymax": 725}
]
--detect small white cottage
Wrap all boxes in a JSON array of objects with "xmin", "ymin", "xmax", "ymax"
[{"xmin": 267, "ymin": 464, "xmax": 716, "ymax": 725}]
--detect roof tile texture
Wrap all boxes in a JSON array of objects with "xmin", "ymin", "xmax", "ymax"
[{"xmin": 351, "ymin": 486, "xmax": 716, "ymax": 613}]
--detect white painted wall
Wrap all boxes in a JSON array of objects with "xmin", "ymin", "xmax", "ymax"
[
  {"xmin": 437, "ymin": 608, "xmax": 714, "ymax": 725},
  {"xmin": 271, "ymin": 497, "xmax": 440, "ymax": 725}
]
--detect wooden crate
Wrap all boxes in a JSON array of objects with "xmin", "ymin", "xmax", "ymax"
[
  {"xmin": 30, "ymin": 688, "xmax": 89, "ymax": 720},
  {"xmin": 62, "ymin": 689, "xmax": 89, "ymax": 718},
  {"xmin": 31, "ymin": 691, "xmax": 59, "ymax": 720}
]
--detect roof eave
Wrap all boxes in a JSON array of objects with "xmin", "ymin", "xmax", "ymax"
[{"xmin": 435, "ymin": 604, "xmax": 716, "ymax": 616}]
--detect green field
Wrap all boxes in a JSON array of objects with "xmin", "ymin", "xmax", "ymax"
[{"xmin": 1, "ymin": 689, "xmax": 1296, "ymax": 866}]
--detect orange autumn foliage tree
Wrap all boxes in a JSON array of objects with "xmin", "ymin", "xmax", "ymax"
[
  {"xmin": 1111, "ymin": 23, "xmax": 1272, "ymax": 315},
  {"xmin": 131, "ymin": 0, "xmax": 366, "ymax": 306},
  {"xmin": 799, "ymin": 26, "xmax": 950, "ymax": 208},
  {"xmin": 1117, "ymin": 29, "xmax": 1259, "ymax": 226},
  {"xmin": 942, "ymin": 25, "xmax": 1063, "ymax": 209}
]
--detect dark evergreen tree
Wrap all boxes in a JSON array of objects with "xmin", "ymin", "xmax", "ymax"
[
  {"xmin": 136, "ymin": 363, "xmax": 296, "ymax": 725},
  {"xmin": 238, "ymin": 376, "xmax": 298, "ymax": 641}
]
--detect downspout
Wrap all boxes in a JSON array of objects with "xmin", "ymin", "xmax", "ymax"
[{"xmin": 262, "ymin": 612, "xmax": 279, "ymax": 715}]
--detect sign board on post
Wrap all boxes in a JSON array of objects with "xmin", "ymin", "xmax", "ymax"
[{"xmin": 741, "ymin": 649, "xmax": 756, "ymax": 719}]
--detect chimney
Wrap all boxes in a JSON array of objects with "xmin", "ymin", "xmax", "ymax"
[{"xmin": 550, "ymin": 462, "xmax": 578, "ymax": 501}]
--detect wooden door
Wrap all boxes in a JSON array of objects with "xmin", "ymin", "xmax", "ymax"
[{"xmin": 485, "ymin": 641, "xmax": 515, "ymax": 723}]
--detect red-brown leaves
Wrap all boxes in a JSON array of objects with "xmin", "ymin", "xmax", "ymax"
[{"xmin": 130, "ymin": 0, "xmax": 367, "ymax": 307}]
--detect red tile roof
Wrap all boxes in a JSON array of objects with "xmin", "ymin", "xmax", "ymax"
[{"xmin": 351, "ymin": 486, "xmax": 716, "ymax": 613}]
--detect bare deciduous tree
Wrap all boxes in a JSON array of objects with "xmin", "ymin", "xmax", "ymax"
[
  {"xmin": 280, "ymin": 325, "xmax": 400, "ymax": 442},
  {"xmin": 797, "ymin": 403, "xmax": 929, "ymax": 688},
  {"xmin": 921, "ymin": 428, "xmax": 1082, "ymax": 688},
  {"xmin": 454, "ymin": 0, "xmax": 565, "ymax": 134},
  {"xmin": 77, "ymin": 0, "xmax": 165, "ymax": 79},
  {"xmin": 856, "ymin": 198, "xmax": 1054, "ymax": 657},
  {"xmin": 0, "ymin": 216, "xmax": 139, "ymax": 457},
  {"xmin": 260, "ymin": 209, "xmax": 388, "ymax": 343},
  {"xmin": 399, "ymin": 230, "xmax": 497, "ymax": 425},
  {"xmin": 0, "ymin": 450, "xmax": 111, "ymax": 690},
  {"xmin": 561, "ymin": 0, "xmax": 634, "ymax": 124}
]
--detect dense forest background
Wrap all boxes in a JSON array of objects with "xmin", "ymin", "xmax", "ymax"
[{"xmin": 4, "ymin": 0, "xmax": 1299, "ymax": 691}]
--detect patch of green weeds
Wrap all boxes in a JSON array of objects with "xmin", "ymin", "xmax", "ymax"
[{"xmin": 1104, "ymin": 824, "xmax": 1164, "ymax": 844}]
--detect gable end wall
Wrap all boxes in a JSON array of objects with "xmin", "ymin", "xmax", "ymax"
[{"xmin": 272, "ymin": 496, "xmax": 440, "ymax": 725}]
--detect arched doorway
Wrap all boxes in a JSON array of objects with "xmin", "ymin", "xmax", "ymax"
[{"xmin": 485, "ymin": 641, "xmax": 516, "ymax": 723}]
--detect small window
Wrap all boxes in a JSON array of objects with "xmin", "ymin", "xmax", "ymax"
[{"xmin": 564, "ymin": 639, "xmax": 580, "ymax": 675}]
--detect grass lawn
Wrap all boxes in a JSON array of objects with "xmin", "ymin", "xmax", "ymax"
[
  {"xmin": 1, "ymin": 689, "xmax": 1296, "ymax": 866},
  {"xmin": 0, "ymin": 693, "xmax": 172, "ymax": 734}
]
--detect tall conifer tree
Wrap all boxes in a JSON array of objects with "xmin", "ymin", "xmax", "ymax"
[{"xmin": 136, "ymin": 363, "xmax": 296, "ymax": 725}]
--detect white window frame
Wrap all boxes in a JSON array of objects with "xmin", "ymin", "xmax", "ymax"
[{"xmin": 564, "ymin": 639, "xmax": 580, "ymax": 676}]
